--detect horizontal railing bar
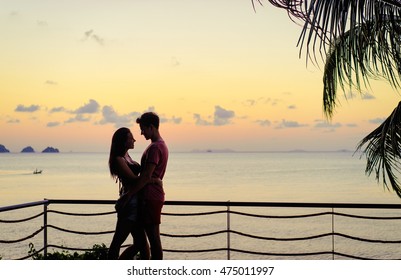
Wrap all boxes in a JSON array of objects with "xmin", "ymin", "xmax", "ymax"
[
  {"xmin": 46, "ymin": 199, "xmax": 115, "ymax": 205},
  {"xmin": 2, "ymin": 199, "xmax": 401, "ymax": 213},
  {"xmin": 0, "ymin": 200, "xmax": 49, "ymax": 212},
  {"xmin": 166, "ymin": 201, "xmax": 401, "ymax": 209}
]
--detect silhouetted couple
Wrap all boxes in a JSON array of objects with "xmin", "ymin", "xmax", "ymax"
[{"xmin": 107, "ymin": 112, "xmax": 168, "ymax": 260}]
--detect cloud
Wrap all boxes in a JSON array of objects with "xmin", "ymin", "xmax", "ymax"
[
  {"xmin": 160, "ymin": 115, "xmax": 182, "ymax": 124},
  {"xmin": 15, "ymin": 104, "xmax": 40, "ymax": 113},
  {"xmin": 255, "ymin": 119, "xmax": 271, "ymax": 127},
  {"xmin": 214, "ymin": 106, "xmax": 235, "ymax": 125},
  {"xmin": 171, "ymin": 56, "xmax": 180, "ymax": 67},
  {"xmin": 7, "ymin": 118, "xmax": 20, "ymax": 124},
  {"xmin": 171, "ymin": 116, "xmax": 182, "ymax": 124},
  {"xmin": 193, "ymin": 106, "xmax": 235, "ymax": 126},
  {"xmin": 346, "ymin": 91, "xmax": 375, "ymax": 100},
  {"xmin": 369, "ymin": 117, "xmax": 385, "ymax": 124},
  {"xmin": 74, "ymin": 99, "xmax": 100, "ymax": 114},
  {"xmin": 288, "ymin": 105, "xmax": 296, "ymax": 110},
  {"xmin": 314, "ymin": 120, "xmax": 342, "ymax": 129},
  {"xmin": 82, "ymin": 29, "xmax": 105, "ymax": 46},
  {"xmin": 361, "ymin": 92, "xmax": 375, "ymax": 100},
  {"xmin": 193, "ymin": 113, "xmax": 212, "ymax": 126},
  {"xmin": 243, "ymin": 99, "xmax": 257, "ymax": 106},
  {"xmin": 275, "ymin": 119, "xmax": 308, "ymax": 129},
  {"xmin": 243, "ymin": 97, "xmax": 281, "ymax": 107},
  {"xmin": 98, "ymin": 106, "xmax": 140, "ymax": 127},
  {"xmin": 313, "ymin": 120, "xmax": 342, "ymax": 132},
  {"xmin": 47, "ymin": 121, "xmax": 60, "ymax": 127},
  {"xmin": 50, "ymin": 106, "xmax": 66, "ymax": 113},
  {"xmin": 92, "ymin": 34, "xmax": 104, "ymax": 45},
  {"xmin": 65, "ymin": 114, "xmax": 91, "ymax": 123},
  {"xmin": 45, "ymin": 80, "xmax": 58, "ymax": 85},
  {"xmin": 37, "ymin": 20, "xmax": 48, "ymax": 27}
]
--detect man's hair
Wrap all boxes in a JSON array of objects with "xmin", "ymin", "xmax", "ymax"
[{"xmin": 136, "ymin": 112, "xmax": 160, "ymax": 129}]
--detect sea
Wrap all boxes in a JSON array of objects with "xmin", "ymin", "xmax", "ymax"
[{"xmin": 1, "ymin": 151, "xmax": 401, "ymax": 260}]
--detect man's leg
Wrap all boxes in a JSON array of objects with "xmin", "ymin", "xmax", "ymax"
[{"xmin": 145, "ymin": 224, "xmax": 163, "ymax": 260}]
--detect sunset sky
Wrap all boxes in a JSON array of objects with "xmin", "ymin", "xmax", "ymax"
[{"xmin": 1, "ymin": 0, "xmax": 400, "ymax": 153}]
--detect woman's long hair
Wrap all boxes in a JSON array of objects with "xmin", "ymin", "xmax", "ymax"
[{"xmin": 108, "ymin": 127, "xmax": 130, "ymax": 180}]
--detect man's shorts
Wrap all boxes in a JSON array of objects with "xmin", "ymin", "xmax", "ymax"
[{"xmin": 141, "ymin": 199, "xmax": 164, "ymax": 225}]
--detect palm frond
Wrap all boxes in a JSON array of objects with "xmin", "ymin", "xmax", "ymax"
[
  {"xmin": 323, "ymin": 19, "xmax": 401, "ymax": 117},
  {"xmin": 259, "ymin": 0, "xmax": 401, "ymax": 54},
  {"xmin": 356, "ymin": 101, "xmax": 401, "ymax": 197}
]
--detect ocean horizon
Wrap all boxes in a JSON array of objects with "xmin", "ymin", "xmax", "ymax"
[
  {"xmin": 1, "ymin": 150, "xmax": 400, "ymax": 206},
  {"xmin": 2, "ymin": 151, "xmax": 401, "ymax": 260}
]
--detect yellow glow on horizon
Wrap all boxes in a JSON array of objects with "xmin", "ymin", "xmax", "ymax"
[{"xmin": 1, "ymin": 1, "xmax": 400, "ymax": 152}]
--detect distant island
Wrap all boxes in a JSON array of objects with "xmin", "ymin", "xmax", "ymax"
[
  {"xmin": 0, "ymin": 144, "xmax": 10, "ymax": 153},
  {"xmin": 21, "ymin": 146, "xmax": 35, "ymax": 153},
  {"xmin": 42, "ymin": 147, "xmax": 59, "ymax": 153},
  {"xmin": 190, "ymin": 148, "xmax": 236, "ymax": 153}
]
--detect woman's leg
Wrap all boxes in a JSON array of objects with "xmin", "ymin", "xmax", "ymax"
[
  {"xmin": 107, "ymin": 219, "xmax": 132, "ymax": 259},
  {"xmin": 119, "ymin": 225, "xmax": 150, "ymax": 260}
]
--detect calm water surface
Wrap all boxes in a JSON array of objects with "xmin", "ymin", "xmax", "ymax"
[{"xmin": 1, "ymin": 152, "xmax": 401, "ymax": 259}]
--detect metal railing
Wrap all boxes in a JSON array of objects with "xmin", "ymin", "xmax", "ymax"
[{"xmin": 1, "ymin": 199, "xmax": 401, "ymax": 260}]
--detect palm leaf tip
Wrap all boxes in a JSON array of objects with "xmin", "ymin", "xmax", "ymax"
[{"xmin": 356, "ymin": 101, "xmax": 401, "ymax": 197}]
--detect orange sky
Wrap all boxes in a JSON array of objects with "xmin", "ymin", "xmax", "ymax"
[{"xmin": 1, "ymin": 0, "xmax": 400, "ymax": 152}]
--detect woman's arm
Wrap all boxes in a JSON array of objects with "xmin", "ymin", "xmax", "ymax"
[
  {"xmin": 115, "ymin": 157, "xmax": 139, "ymax": 182},
  {"xmin": 116, "ymin": 157, "xmax": 162, "ymax": 193},
  {"xmin": 126, "ymin": 162, "xmax": 157, "ymax": 195}
]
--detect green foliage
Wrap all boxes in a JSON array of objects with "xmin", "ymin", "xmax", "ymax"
[{"xmin": 28, "ymin": 243, "xmax": 108, "ymax": 260}]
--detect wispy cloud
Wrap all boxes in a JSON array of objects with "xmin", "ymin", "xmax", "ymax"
[
  {"xmin": 82, "ymin": 29, "xmax": 105, "ymax": 46},
  {"xmin": 313, "ymin": 120, "xmax": 342, "ymax": 132},
  {"xmin": 255, "ymin": 119, "xmax": 271, "ymax": 127},
  {"xmin": 171, "ymin": 56, "xmax": 180, "ymax": 67},
  {"xmin": 15, "ymin": 104, "xmax": 40, "ymax": 113},
  {"xmin": 50, "ymin": 106, "xmax": 66, "ymax": 113},
  {"xmin": 7, "ymin": 118, "xmax": 20, "ymax": 124},
  {"xmin": 314, "ymin": 120, "xmax": 342, "ymax": 129},
  {"xmin": 37, "ymin": 20, "xmax": 48, "ymax": 27},
  {"xmin": 275, "ymin": 119, "xmax": 308, "ymax": 129},
  {"xmin": 45, "ymin": 80, "xmax": 58, "ymax": 85},
  {"xmin": 243, "ymin": 97, "xmax": 281, "ymax": 107},
  {"xmin": 361, "ymin": 92, "xmax": 375, "ymax": 100},
  {"xmin": 193, "ymin": 113, "xmax": 212, "ymax": 126},
  {"xmin": 369, "ymin": 117, "xmax": 385, "ymax": 124},
  {"xmin": 47, "ymin": 121, "xmax": 60, "ymax": 127},
  {"xmin": 345, "ymin": 91, "xmax": 376, "ymax": 100},
  {"xmin": 65, "ymin": 114, "xmax": 91, "ymax": 123},
  {"xmin": 161, "ymin": 115, "xmax": 182, "ymax": 124}
]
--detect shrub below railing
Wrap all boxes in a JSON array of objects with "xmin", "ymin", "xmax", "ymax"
[{"xmin": 28, "ymin": 243, "xmax": 108, "ymax": 260}]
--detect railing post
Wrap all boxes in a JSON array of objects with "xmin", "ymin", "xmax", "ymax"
[
  {"xmin": 331, "ymin": 207, "xmax": 335, "ymax": 260},
  {"xmin": 43, "ymin": 199, "xmax": 48, "ymax": 258},
  {"xmin": 227, "ymin": 201, "xmax": 230, "ymax": 260}
]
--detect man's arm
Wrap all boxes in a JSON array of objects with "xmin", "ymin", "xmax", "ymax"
[{"xmin": 127, "ymin": 162, "xmax": 156, "ymax": 195}]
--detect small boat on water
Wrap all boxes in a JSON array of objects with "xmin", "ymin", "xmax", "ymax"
[{"xmin": 33, "ymin": 169, "xmax": 42, "ymax": 174}]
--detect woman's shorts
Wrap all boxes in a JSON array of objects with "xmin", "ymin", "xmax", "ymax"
[{"xmin": 117, "ymin": 194, "xmax": 138, "ymax": 222}]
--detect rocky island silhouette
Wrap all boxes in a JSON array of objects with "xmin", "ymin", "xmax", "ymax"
[{"xmin": 0, "ymin": 145, "xmax": 60, "ymax": 153}]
